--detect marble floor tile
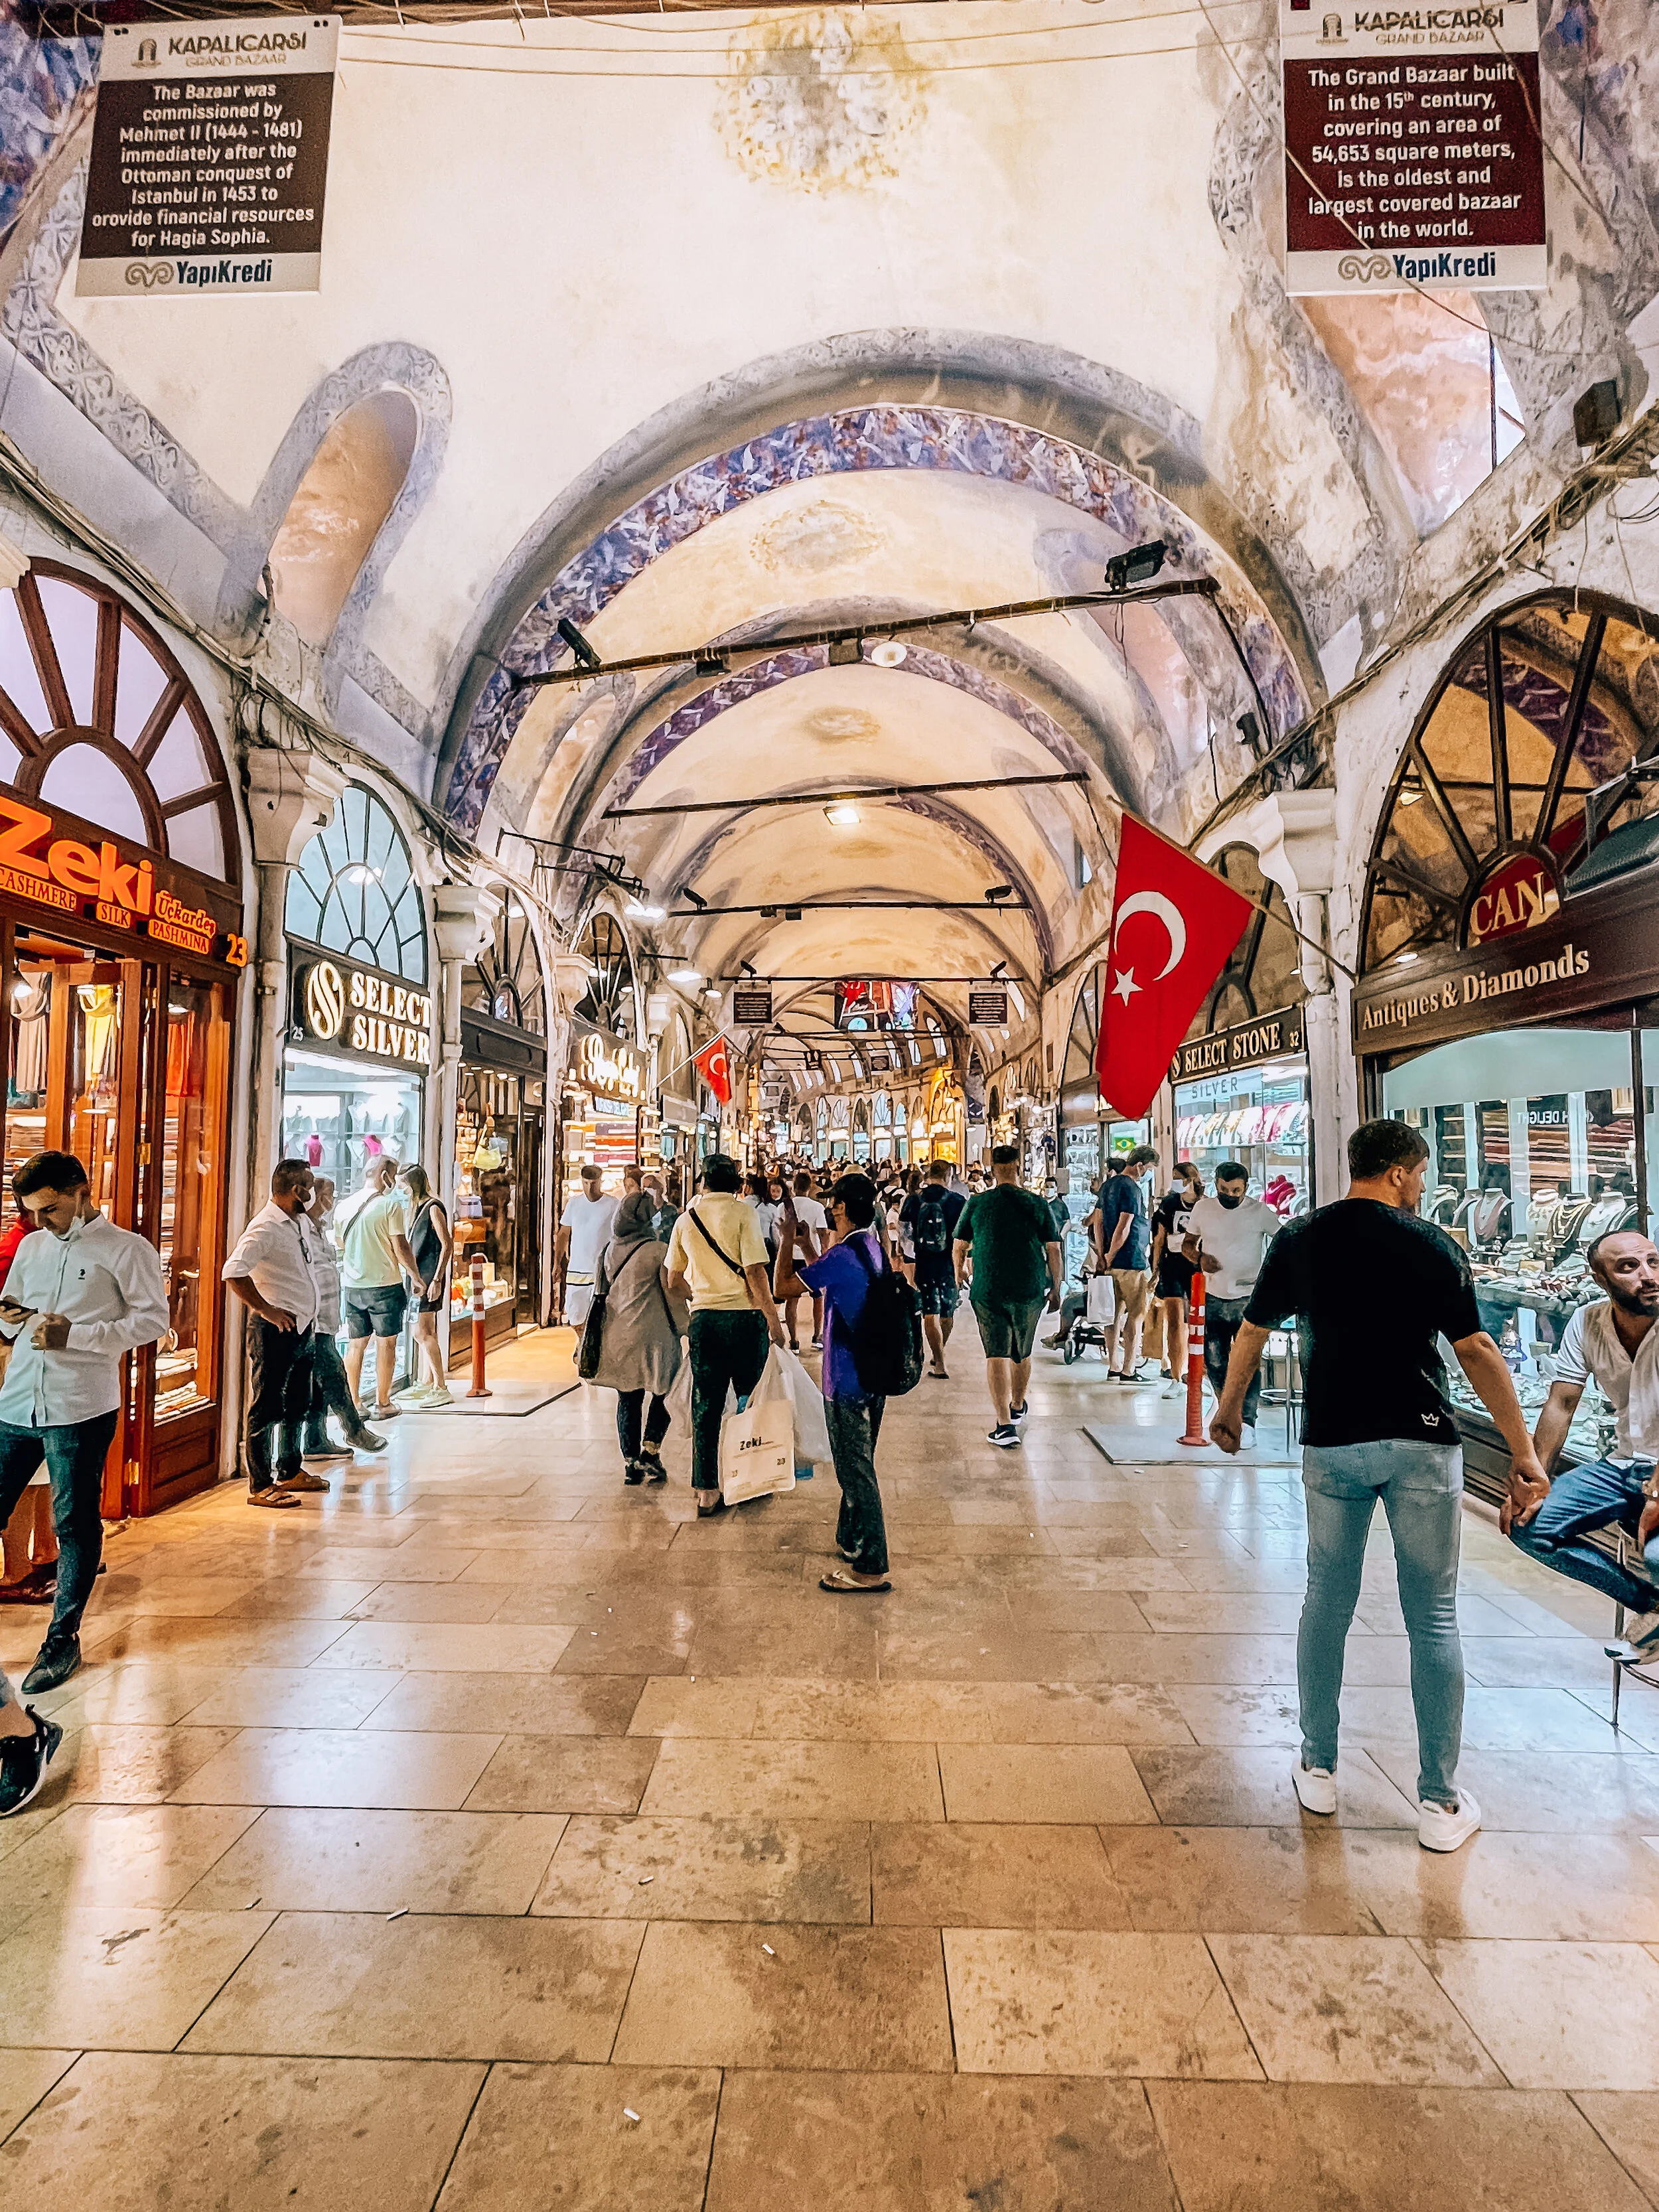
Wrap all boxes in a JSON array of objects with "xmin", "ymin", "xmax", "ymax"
[
  {"xmin": 49, "ymin": 1722, "xmax": 243, "ymax": 1806},
  {"xmin": 85, "ymin": 1617, "xmax": 352, "ymax": 1668},
  {"xmin": 1130, "ymin": 1745, "xmax": 1419, "ymax": 1828},
  {"xmin": 535, "ymin": 1814, "xmax": 870, "ymax": 1923},
  {"xmin": 464, "ymin": 1735, "xmax": 660, "ymax": 1814},
  {"xmin": 875, "ymin": 1630, "xmax": 1109, "ymax": 1682},
  {"xmin": 0, "ymin": 2048, "xmax": 78, "ymax": 2143},
  {"xmin": 183, "ymin": 1911, "xmax": 644, "ymax": 2061},
  {"xmin": 1136, "ymin": 1593, "xmax": 1312, "ymax": 1636},
  {"xmin": 1088, "ymin": 1634, "xmax": 1303, "ymax": 1684},
  {"xmin": 1364, "ymin": 1747, "xmax": 1659, "ymax": 1832},
  {"xmin": 1102, "ymin": 1826, "xmax": 1382, "ymax": 1935},
  {"xmin": 944, "ymin": 1928, "xmax": 1260, "ymax": 2078},
  {"xmin": 704, "ymin": 2071, "xmax": 1181, "ymax": 2212},
  {"xmin": 0, "ymin": 1802, "xmax": 257, "ymax": 1936},
  {"xmin": 309, "ymin": 1620, "xmax": 577, "ymax": 1673},
  {"xmin": 435, "ymin": 2061, "xmax": 721, "ymax": 2212},
  {"xmin": 362, "ymin": 1669, "xmax": 645, "ymax": 1736},
  {"xmin": 613, "ymin": 1922, "xmax": 954, "ymax": 2071},
  {"xmin": 1207, "ymin": 1934, "xmax": 1504, "ymax": 2085},
  {"xmin": 340, "ymin": 1582, "xmax": 511, "ymax": 1623},
  {"xmin": 182, "ymin": 1807, "xmax": 565, "ymax": 1915},
  {"xmin": 626, "ymin": 1675, "xmax": 763, "ymax": 1737},
  {"xmin": 1343, "ymin": 1829, "xmax": 1659, "ymax": 1941},
  {"xmin": 639, "ymin": 1737, "xmax": 945, "ymax": 1822},
  {"xmin": 1167, "ymin": 1684, "xmax": 1303, "ymax": 1746},
  {"xmin": 171, "ymin": 1665, "xmax": 400, "ymax": 1729},
  {"xmin": 0, "ymin": 1906, "xmax": 273, "ymax": 2050},
  {"xmin": 1147, "ymin": 2082, "xmax": 1649, "ymax": 2211},
  {"xmin": 214, "ymin": 1578, "xmax": 381, "ymax": 1619},
  {"xmin": 1575, "ymin": 2093, "xmax": 1659, "ymax": 2205},
  {"xmin": 3, "ymin": 2051, "xmax": 486, "ymax": 2210},
  {"xmin": 873, "ymin": 1820, "xmax": 1129, "ymax": 1929},
  {"xmin": 167, "ymin": 1727, "xmax": 501, "ymax": 1810},
  {"xmin": 938, "ymin": 1742, "xmax": 1157, "ymax": 1824},
  {"xmin": 1419, "ymin": 1938, "xmax": 1659, "ymax": 2089},
  {"xmin": 30, "ymin": 1662, "xmax": 230, "ymax": 1730}
]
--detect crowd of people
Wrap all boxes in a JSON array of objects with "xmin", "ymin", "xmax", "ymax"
[{"xmin": 8, "ymin": 1122, "xmax": 1659, "ymax": 1873}]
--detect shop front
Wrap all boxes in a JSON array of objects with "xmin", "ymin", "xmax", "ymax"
[
  {"xmin": 457, "ymin": 889, "xmax": 547, "ymax": 1336},
  {"xmin": 1356, "ymin": 589, "xmax": 1659, "ymax": 1501},
  {"xmin": 562, "ymin": 1019, "xmax": 648, "ymax": 1194},
  {"xmin": 1056, "ymin": 966, "xmax": 1144, "ymax": 1194},
  {"xmin": 0, "ymin": 561, "xmax": 249, "ymax": 1514},
  {"xmin": 1172, "ymin": 1004, "xmax": 1311, "ymax": 1220}
]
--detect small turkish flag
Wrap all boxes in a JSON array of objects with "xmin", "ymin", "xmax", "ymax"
[
  {"xmin": 1094, "ymin": 816, "xmax": 1253, "ymax": 1121},
  {"xmin": 694, "ymin": 1035, "xmax": 733, "ymax": 1106}
]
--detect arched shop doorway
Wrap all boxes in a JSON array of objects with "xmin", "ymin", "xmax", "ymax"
[
  {"xmin": 1171, "ymin": 845, "xmax": 1311, "ymax": 1219},
  {"xmin": 1353, "ymin": 590, "xmax": 1659, "ymax": 1502},
  {"xmin": 0, "ymin": 562, "xmax": 248, "ymax": 1514},
  {"xmin": 563, "ymin": 909, "xmax": 646, "ymax": 1197},
  {"xmin": 458, "ymin": 887, "xmax": 548, "ymax": 1335}
]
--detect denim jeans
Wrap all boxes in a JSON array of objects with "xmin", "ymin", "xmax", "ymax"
[
  {"xmin": 826, "ymin": 1393, "xmax": 889, "ymax": 1574},
  {"xmin": 1506, "ymin": 1455, "xmax": 1659, "ymax": 1613},
  {"xmin": 305, "ymin": 1330, "xmax": 373, "ymax": 1452},
  {"xmin": 1299, "ymin": 1438, "xmax": 1465, "ymax": 1807},
  {"xmin": 1204, "ymin": 1295, "xmax": 1260, "ymax": 1424},
  {"xmin": 687, "ymin": 1308, "xmax": 770, "ymax": 1491},
  {"xmin": 0, "ymin": 1409, "xmax": 119, "ymax": 1641},
  {"xmin": 616, "ymin": 1388, "xmax": 671, "ymax": 1463}
]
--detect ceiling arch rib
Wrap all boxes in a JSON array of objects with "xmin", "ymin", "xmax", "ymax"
[{"xmin": 451, "ymin": 403, "xmax": 1311, "ymax": 834}]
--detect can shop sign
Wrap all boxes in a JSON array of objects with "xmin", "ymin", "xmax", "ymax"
[{"xmin": 295, "ymin": 956, "xmax": 432, "ymax": 1066}]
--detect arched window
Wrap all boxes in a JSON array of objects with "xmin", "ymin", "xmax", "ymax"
[
  {"xmin": 927, "ymin": 1015, "xmax": 947, "ymax": 1061},
  {"xmin": 285, "ymin": 783, "xmax": 426, "ymax": 982},
  {"xmin": 1187, "ymin": 844, "xmax": 1305, "ymax": 1036},
  {"xmin": 463, "ymin": 887, "xmax": 544, "ymax": 1033},
  {"xmin": 0, "ymin": 563, "xmax": 238, "ymax": 883},
  {"xmin": 1363, "ymin": 593, "xmax": 1659, "ymax": 970},
  {"xmin": 572, "ymin": 911, "xmax": 637, "ymax": 1039},
  {"xmin": 268, "ymin": 392, "xmax": 419, "ymax": 646}
]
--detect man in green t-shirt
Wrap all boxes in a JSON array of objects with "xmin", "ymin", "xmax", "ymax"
[{"xmin": 954, "ymin": 1144, "xmax": 1064, "ymax": 1449}]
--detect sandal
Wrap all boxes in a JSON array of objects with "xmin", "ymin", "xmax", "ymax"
[
  {"xmin": 820, "ymin": 1568, "xmax": 892, "ymax": 1594},
  {"xmin": 697, "ymin": 1497, "xmax": 727, "ymax": 1518},
  {"xmin": 246, "ymin": 1489, "xmax": 301, "ymax": 1509}
]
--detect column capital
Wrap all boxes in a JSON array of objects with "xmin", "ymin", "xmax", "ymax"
[
  {"xmin": 242, "ymin": 745, "xmax": 349, "ymax": 868},
  {"xmin": 431, "ymin": 880, "xmax": 502, "ymax": 967}
]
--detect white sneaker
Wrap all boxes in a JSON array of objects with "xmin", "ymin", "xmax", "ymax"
[
  {"xmin": 1291, "ymin": 1761, "xmax": 1336, "ymax": 1816},
  {"xmin": 1417, "ymin": 1789, "xmax": 1481, "ymax": 1853},
  {"xmin": 413, "ymin": 1386, "xmax": 454, "ymax": 1409},
  {"xmin": 1606, "ymin": 1610, "xmax": 1659, "ymax": 1663},
  {"xmin": 1239, "ymin": 1424, "xmax": 1256, "ymax": 1449}
]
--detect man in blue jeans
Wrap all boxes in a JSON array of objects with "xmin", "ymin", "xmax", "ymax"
[
  {"xmin": 1501, "ymin": 1229, "xmax": 1659, "ymax": 1660},
  {"xmin": 0, "ymin": 1149, "xmax": 169, "ymax": 1695},
  {"xmin": 1210, "ymin": 1118, "xmax": 1546, "ymax": 1854}
]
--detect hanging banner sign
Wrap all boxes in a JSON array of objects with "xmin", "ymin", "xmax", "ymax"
[
  {"xmin": 1280, "ymin": 1, "xmax": 1546, "ymax": 295},
  {"xmin": 968, "ymin": 985, "xmax": 1009, "ymax": 1027},
  {"xmin": 732, "ymin": 984, "xmax": 774, "ymax": 1027},
  {"xmin": 78, "ymin": 13, "xmax": 340, "ymax": 297}
]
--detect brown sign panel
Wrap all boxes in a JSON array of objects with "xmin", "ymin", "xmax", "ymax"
[
  {"xmin": 78, "ymin": 15, "xmax": 338, "ymax": 297},
  {"xmin": 0, "ymin": 785, "xmax": 245, "ymax": 966},
  {"xmin": 1172, "ymin": 1003, "xmax": 1307, "ymax": 1084},
  {"xmin": 732, "ymin": 986, "xmax": 774, "ymax": 1027}
]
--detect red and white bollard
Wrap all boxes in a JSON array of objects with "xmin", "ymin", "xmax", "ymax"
[
  {"xmin": 1177, "ymin": 1269, "xmax": 1208, "ymax": 1447},
  {"xmin": 467, "ymin": 1252, "xmax": 492, "ymax": 1400}
]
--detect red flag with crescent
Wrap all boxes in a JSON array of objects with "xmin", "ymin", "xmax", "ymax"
[
  {"xmin": 1094, "ymin": 816, "xmax": 1254, "ymax": 1121},
  {"xmin": 694, "ymin": 1035, "xmax": 733, "ymax": 1106}
]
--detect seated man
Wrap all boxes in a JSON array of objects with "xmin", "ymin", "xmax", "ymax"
[{"xmin": 1504, "ymin": 1228, "xmax": 1659, "ymax": 1659}]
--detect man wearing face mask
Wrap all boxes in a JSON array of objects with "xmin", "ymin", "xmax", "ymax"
[{"xmin": 1183, "ymin": 1161, "xmax": 1281, "ymax": 1449}]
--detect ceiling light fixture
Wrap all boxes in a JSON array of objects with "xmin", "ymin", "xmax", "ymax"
[
  {"xmin": 984, "ymin": 884, "xmax": 1014, "ymax": 904},
  {"xmin": 626, "ymin": 899, "xmax": 665, "ymax": 921},
  {"xmin": 1394, "ymin": 951, "xmax": 1419, "ymax": 967},
  {"xmin": 668, "ymin": 967, "xmax": 701, "ymax": 986},
  {"xmin": 825, "ymin": 802, "xmax": 861, "ymax": 828},
  {"xmin": 828, "ymin": 637, "xmax": 862, "ymax": 667},
  {"xmin": 867, "ymin": 640, "xmax": 907, "ymax": 668},
  {"xmin": 1104, "ymin": 539, "xmax": 1167, "ymax": 592},
  {"xmin": 556, "ymin": 616, "xmax": 602, "ymax": 670},
  {"xmin": 679, "ymin": 886, "xmax": 707, "ymax": 909}
]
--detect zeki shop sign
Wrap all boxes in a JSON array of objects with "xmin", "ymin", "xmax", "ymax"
[
  {"xmin": 0, "ymin": 790, "xmax": 246, "ymax": 966},
  {"xmin": 293, "ymin": 954, "xmax": 432, "ymax": 1068}
]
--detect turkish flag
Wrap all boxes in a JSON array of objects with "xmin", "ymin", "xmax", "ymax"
[
  {"xmin": 694, "ymin": 1035, "xmax": 733, "ymax": 1106},
  {"xmin": 1094, "ymin": 816, "xmax": 1253, "ymax": 1120}
]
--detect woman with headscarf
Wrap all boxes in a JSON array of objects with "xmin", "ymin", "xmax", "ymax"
[{"xmin": 591, "ymin": 1189, "xmax": 687, "ymax": 1483}]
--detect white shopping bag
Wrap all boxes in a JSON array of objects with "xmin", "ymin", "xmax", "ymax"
[
  {"xmin": 664, "ymin": 1347, "xmax": 691, "ymax": 1428},
  {"xmin": 1085, "ymin": 1275, "xmax": 1116, "ymax": 1325},
  {"xmin": 719, "ymin": 1390, "xmax": 795, "ymax": 1505},
  {"xmin": 769, "ymin": 1344, "xmax": 832, "ymax": 1466}
]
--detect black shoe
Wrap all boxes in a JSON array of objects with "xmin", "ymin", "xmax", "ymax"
[
  {"xmin": 1009, "ymin": 1402, "xmax": 1029, "ymax": 1424},
  {"xmin": 21, "ymin": 1633, "xmax": 80, "ymax": 1696},
  {"xmin": 624, "ymin": 1461, "xmax": 647, "ymax": 1485},
  {"xmin": 0, "ymin": 1707, "xmax": 62, "ymax": 1817},
  {"xmin": 640, "ymin": 1453, "xmax": 667, "ymax": 1484},
  {"xmin": 349, "ymin": 1427, "xmax": 388, "ymax": 1453}
]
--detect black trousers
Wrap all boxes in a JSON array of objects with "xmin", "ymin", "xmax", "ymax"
[
  {"xmin": 616, "ymin": 1389, "xmax": 672, "ymax": 1463},
  {"xmin": 306, "ymin": 1329, "xmax": 370, "ymax": 1450},
  {"xmin": 687, "ymin": 1308, "xmax": 769, "ymax": 1491},
  {"xmin": 246, "ymin": 1319, "xmax": 315, "ymax": 1491}
]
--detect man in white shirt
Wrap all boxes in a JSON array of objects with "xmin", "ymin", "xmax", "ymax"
[
  {"xmin": 1504, "ymin": 1228, "xmax": 1659, "ymax": 1657},
  {"xmin": 0, "ymin": 1149, "xmax": 169, "ymax": 1696},
  {"xmin": 223, "ymin": 1161, "xmax": 323, "ymax": 1510},
  {"xmin": 786, "ymin": 1169, "xmax": 828, "ymax": 1349},
  {"xmin": 556, "ymin": 1164, "xmax": 618, "ymax": 1326},
  {"xmin": 1184, "ymin": 1161, "xmax": 1282, "ymax": 1448},
  {"xmin": 340, "ymin": 1154, "xmax": 420, "ymax": 1420},
  {"xmin": 298, "ymin": 1177, "xmax": 385, "ymax": 1465}
]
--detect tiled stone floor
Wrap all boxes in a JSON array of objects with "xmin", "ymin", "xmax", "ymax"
[{"xmin": 6, "ymin": 1331, "xmax": 1659, "ymax": 2207}]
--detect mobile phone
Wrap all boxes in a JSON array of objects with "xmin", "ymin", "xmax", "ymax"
[{"xmin": 0, "ymin": 1296, "xmax": 35, "ymax": 1321}]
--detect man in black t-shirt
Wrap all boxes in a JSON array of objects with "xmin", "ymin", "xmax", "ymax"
[
  {"xmin": 1210, "ymin": 1118, "xmax": 1546, "ymax": 1858},
  {"xmin": 901, "ymin": 1160, "xmax": 967, "ymax": 1380}
]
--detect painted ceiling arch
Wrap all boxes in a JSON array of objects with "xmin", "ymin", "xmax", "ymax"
[{"xmin": 447, "ymin": 401, "xmax": 1312, "ymax": 832}]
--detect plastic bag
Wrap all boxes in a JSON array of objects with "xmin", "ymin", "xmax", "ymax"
[
  {"xmin": 1086, "ymin": 1276, "xmax": 1116, "ymax": 1325},
  {"xmin": 767, "ymin": 1343, "xmax": 832, "ymax": 1466},
  {"xmin": 664, "ymin": 1351, "xmax": 691, "ymax": 1428},
  {"xmin": 719, "ymin": 1355, "xmax": 795, "ymax": 1505}
]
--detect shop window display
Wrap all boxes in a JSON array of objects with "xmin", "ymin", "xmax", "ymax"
[
  {"xmin": 1175, "ymin": 1061, "xmax": 1311, "ymax": 1217},
  {"xmin": 453, "ymin": 1069, "xmax": 522, "ymax": 1331}
]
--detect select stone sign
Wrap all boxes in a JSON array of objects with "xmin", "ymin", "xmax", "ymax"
[
  {"xmin": 78, "ymin": 14, "xmax": 339, "ymax": 297},
  {"xmin": 1171, "ymin": 1003, "xmax": 1307, "ymax": 1082},
  {"xmin": 1279, "ymin": 1, "xmax": 1547, "ymax": 295}
]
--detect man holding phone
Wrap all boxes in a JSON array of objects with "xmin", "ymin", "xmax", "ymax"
[{"xmin": 0, "ymin": 1149, "xmax": 169, "ymax": 1698}]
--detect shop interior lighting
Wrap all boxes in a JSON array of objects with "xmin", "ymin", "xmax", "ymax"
[
  {"xmin": 668, "ymin": 966, "xmax": 701, "ymax": 986},
  {"xmin": 824, "ymin": 802, "xmax": 861, "ymax": 828},
  {"xmin": 1394, "ymin": 950, "xmax": 1420, "ymax": 966},
  {"xmin": 867, "ymin": 640, "xmax": 907, "ymax": 668}
]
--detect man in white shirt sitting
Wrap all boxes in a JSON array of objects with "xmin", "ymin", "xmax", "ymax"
[
  {"xmin": 1504, "ymin": 1229, "xmax": 1659, "ymax": 1658},
  {"xmin": 0, "ymin": 1149, "xmax": 169, "ymax": 1696},
  {"xmin": 222, "ymin": 1161, "xmax": 323, "ymax": 1511}
]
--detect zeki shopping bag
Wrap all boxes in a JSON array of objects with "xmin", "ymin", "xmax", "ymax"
[
  {"xmin": 1085, "ymin": 1274, "xmax": 1116, "ymax": 1325},
  {"xmin": 718, "ymin": 1347, "xmax": 797, "ymax": 1505}
]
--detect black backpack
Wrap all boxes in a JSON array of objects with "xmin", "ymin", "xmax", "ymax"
[
  {"xmin": 847, "ymin": 1234, "xmax": 924, "ymax": 1398},
  {"xmin": 914, "ymin": 1193, "xmax": 952, "ymax": 1256}
]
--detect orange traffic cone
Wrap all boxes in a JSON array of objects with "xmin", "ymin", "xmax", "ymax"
[{"xmin": 1177, "ymin": 1269, "xmax": 1208, "ymax": 1447}]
